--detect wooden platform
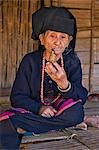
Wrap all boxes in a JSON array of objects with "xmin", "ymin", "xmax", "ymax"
[
  {"xmin": 20, "ymin": 101, "xmax": 99, "ymax": 150},
  {"xmin": 21, "ymin": 128, "xmax": 99, "ymax": 150},
  {"xmin": 0, "ymin": 99, "xmax": 99, "ymax": 150}
]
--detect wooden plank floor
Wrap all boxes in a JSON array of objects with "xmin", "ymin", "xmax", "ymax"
[
  {"xmin": 21, "ymin": 127, "xmax": 99, "ymax": 150},
  {"xmin": 0, "ymin": 98, "xmax": 99, "ymax": 150},
  {"xmin": 20, "ymin": 101, "xmax": 99, "ymax": 150}
]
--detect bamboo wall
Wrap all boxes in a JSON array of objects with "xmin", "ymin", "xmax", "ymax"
[{"xmin": 0, "ymin": 0, "xmax": 99, "ymax": 97}]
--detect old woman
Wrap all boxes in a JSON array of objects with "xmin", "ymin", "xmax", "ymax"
[{"xmin": 0, "ymin": 7, "xmax": 88, "ymax": 149}]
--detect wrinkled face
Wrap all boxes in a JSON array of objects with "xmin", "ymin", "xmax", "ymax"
[{"xmin": 39, "ymin": 30, "xmax": 72, "ymax": 56}]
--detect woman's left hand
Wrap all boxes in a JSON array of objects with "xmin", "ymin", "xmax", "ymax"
[
  {"xmin": 45, "ymin": 62, "xmax": 69, "ymax": 89},
  {"xmin": 39, "ymin": 105, "xmax": 57, "ymax": 118}
]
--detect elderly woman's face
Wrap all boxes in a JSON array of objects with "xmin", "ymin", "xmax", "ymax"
[{"xmin": 39, "ymin": 30, "xmax": 72, "ymax": 55}]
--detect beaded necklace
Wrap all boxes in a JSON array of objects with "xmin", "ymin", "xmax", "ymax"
[{"xmin": 40, "ymin": 52, "xmax": 64, "ymax": 105}]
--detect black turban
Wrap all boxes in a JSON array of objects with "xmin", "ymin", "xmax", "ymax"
[{"xmin": 31, "ymin": 7, "xmax": 76, "ymax": 40}]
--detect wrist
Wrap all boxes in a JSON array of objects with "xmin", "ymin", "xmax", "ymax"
[
  {"xmin": 59, "ymin": 82, "xmax": 69, "ymax": 90},
  {"xmin": 57, "ymin": 81, "xmax": 71, "ymax": 92}
]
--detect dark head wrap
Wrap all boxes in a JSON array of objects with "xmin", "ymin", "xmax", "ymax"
[{"xmin": 31, "ymin": 7, "xmax": 76, "ymax": 40}]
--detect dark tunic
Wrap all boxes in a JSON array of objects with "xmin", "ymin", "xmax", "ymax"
[{"xmin": 10, "ymin": 48, "xmax": 87, "ymax": 113}]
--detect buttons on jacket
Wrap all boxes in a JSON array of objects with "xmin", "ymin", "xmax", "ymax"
[{"xmin": 49, "ymin": 80, "xmax": 52, "ymax": 84}]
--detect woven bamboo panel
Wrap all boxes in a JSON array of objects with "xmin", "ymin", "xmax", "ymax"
[
  {"xmin": 77, "ymin": 52, "xmax": 90, "ymax": 64},
  {"xmin": 92, "ymin": 0, "xmax": 99, "ymax": 26},
  {"xmin": 75, "ymin": 30, "xmax": 90, "ymax": 89},
  {"xmin": 92, "ymin": 64, "xmax": 99, "ymax": 76},
  {"xmin": 93, "ymin": 10, "xmax": 99, "ymax": 26},
  {"xmin": 44, "ymin": 0, "xmax": 52, "ymax": 6},
  {"xmin": 52, "ymin": 0, "xmax": 91, "ymax": 9},
  {"xmin": 91, "ymin": 77, "xmax": 99, "ymax": 86},
  {"xmin": 0, "ymin": 0, "xmax": 39, "ymax": 89},
  {"xmin": 81, "ymin": 64, "xmax": 90, "ymax": 75},
  {"xmin": 75, "ymin": 30, "xmax": 90, "ymax": 90},
  {"xmin": 91, "ymin": 63, "xmax": 99, "ymax": 92},
  {"xmin": 70, "ymin": 9, "xmax": 91, "ymax": 28},
  {"xmin": 82, "ymin": 75, "xmax": 89, "ymax": 90},
  {"xmin": 93, "ymin": 52, "xmax": 99, "ymax": 63},
  {"xmin": 76, "ymin": 39, "xmax": 90, "ymax": 52},
  {"xmin": 93, "ymin": 28, "xmax": 99, "ymax": 37},
  {"xmin": 92, "ymin": 42, "xmax": 99, "ymax": 71},
  {"xmin": 91, "ymin": 85, "xmax": 99, "ymax": 92},
  {"xmin": 0, "ymin": 2, "xmax": 2, "ymax": 87},
  {"xmin": 91, "ymin": 79, "xmax": 99, "ymax": 92},
  {"xmin": 94, "ymin": 0, "xmax": 99, "ymax": 9},
  {"xmin": 77, "ymin": 30, "xmax": 91, "ymax": 39},
  {"xmin": 51, "ymin": 0, "xmax": 59, "ymax": 6},
  {"xmin": 0, "ymin": 0, "xmax": 99, "ymax": 96},
  {"xmin": 90, "ymin": 26, "xmax": 99, "ymax": 92},
  {"xmin": 75, "ymin": 30, "xmax": 91, "ymax": 52}
]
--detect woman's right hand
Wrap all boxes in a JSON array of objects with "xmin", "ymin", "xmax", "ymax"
[{"xmin": 39, "ymin": 105, "xmax": 57, "ymax": 118}]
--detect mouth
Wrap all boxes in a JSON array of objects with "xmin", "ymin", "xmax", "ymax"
[
  {"xmin": 53, "ymin": 50, "xmax": 62, "ymax": 56},
  {"xmin": 52, "ymin": 47, "xmax": 62, "ymax": 53}
]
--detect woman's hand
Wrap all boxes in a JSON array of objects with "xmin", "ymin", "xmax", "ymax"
[
  {"xmin": 45, "ymin": 62, "xmax": 69, "ymax": 89},
  {"xmin": 39, "ymin": 105, "xmax": 57, "ymax": 118}
]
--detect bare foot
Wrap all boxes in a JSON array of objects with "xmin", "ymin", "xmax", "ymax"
[
  {"xmin": 17, "ymin": 128, "xmax": 26, "ymax": 134},
  {"xmin": 84, "ymin": 115, "xmax": 99, "ymax": 128},
  {"xmin": 87, "ymin": 93, "xmax": 99, "ymax": 102},
  {"xmin": 75, "ymin": 122, "xmax": 87, "ymax": 130}
]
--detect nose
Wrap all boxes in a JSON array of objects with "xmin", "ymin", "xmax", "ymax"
[{"xmin": 54, "ymin": 37, "xmax": 61, "ymax": 46}]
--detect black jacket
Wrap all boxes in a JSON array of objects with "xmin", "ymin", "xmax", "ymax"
[{"xmin": 10, "ymin": 49, "xmax": 88, "ymax": 114}]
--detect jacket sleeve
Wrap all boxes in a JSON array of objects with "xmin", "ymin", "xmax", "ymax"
[
  {"xmin": 59, "ymin": 54, "xmax": 88, "ymax": 105},
  {"xmin": 10, "ymin": 54, "xmax": 41, "ymax": 114}
]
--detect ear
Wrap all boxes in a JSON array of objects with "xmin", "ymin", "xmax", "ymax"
[
  {"xmin": 39, "ymin": 34, "xmax": 45, "ymax": 45},
  {"xmin": 69, "ymin": 36, "xmax": 73, "ymax": 42},
  {"xmin": 67, "ymin": 36, "xmax": 73, "ymax": 47}
]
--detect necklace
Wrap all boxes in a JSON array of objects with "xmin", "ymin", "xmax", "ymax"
[{"xmin": 40, "ymin": 52, "xmax": 64, "ymax": 105}]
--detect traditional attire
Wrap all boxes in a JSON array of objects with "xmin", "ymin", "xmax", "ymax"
[{"xmin": 0, "ymin": 7, "xmax": 88, "ymax": 149}]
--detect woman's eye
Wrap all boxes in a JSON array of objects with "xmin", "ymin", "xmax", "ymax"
[
  {"xmin": 50, "ymin": 34, "xmax": 55, "ymax": 38},
  {"xmin": 61, "ymin": 36, "xmax": 66, "ymax": 39}
]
